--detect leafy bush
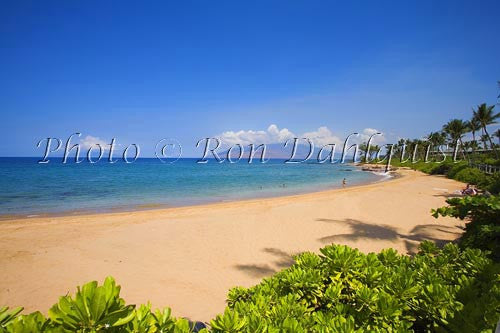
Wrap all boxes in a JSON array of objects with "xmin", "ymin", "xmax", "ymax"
[
  {"xmin": 0, "ymin": 307, "xmax": 23, "ymax": 330},
  {"xmin": 215, "ymin": 243, "xmax": 499, "ymax": 332},
  {"xmin": 416, "ymin": 163, "xmax": 439, "ymax": 174},
  {"xmin": 429, "ymin": 161, "xmax": 454, "ymax": 175},
  {"xmin": 487, "ymin": 172, "xmax": 500, "ymax": 194},
  {"xmin": 453, "ymin": 167, "xmax": 488, "ymax": 186},
  {"xmin": 48, "ymin": 276, "xmax": 135, "ymax": 331},
  {"xmin": 482, "ymin": 158, "xmax": 500, "ymax": 166},
  {"xmin": 432, "ymin": 195, "xmax": 500, "ymax": 262},
  {"xmin": 447, "ymin": 163, "xmax": 469, "ymax": 179},
  {"xmin": 0, "ymin": 278, "xmax": 208, "ymax": 333},
  {"xmin": 1, "ymin": 312, "xmax": 50, "ymax": 333},
  {"xmin": 392, "ymin": 159, "xmax": 500, "ymax": 193}
]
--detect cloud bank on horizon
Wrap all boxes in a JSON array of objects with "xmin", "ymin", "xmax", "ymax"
[{"xmin": 218, "ymin": 125, "xmax": 386, "ymax": 147}]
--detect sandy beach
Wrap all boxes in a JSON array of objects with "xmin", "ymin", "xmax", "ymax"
[{"xmin": 0, "ymin": 170, "xmax": 465, "ymax": 322}]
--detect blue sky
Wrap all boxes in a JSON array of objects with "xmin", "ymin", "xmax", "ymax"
[{"xmin": 1, "ymin": 1, "xmax": 499, "ymax": 157}]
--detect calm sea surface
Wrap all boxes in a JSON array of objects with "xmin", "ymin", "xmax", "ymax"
[{"xmin": 0, "ymin": 157, "xmax": 385, "ymax": 217}]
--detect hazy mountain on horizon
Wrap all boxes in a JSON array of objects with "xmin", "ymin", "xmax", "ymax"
[{"xmin": 220, "ymin": 142, "xmax": 358, "ymax": 162}]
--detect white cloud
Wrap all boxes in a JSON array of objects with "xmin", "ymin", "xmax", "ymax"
[
  {"xmin": 217, "ymin": 124, "xmax": 380, "ymax": 147},
  {"xmin": 267, "ymin": 124, "xmax": 296, "ymax": 142},
  {"xmin": 358, "ymin": 128, "xmax": 386, "ymax": 145},
  {"xmin": 79, "ymin": 135, "xmax": 111, "ymax": 151},
  {"xmin": 218, "ymin": 124, "xmax": 296, "ymax": 146},
  {"xmin": 301, "ymin": 126, "xmax": 343, "ymax": 147},
  {"xmin": 217, "ymin": 125, "xmax": 387, "ymax": 148}
]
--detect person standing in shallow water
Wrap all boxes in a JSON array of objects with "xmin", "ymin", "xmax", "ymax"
[{"xmin": 342, "ymin": 178, "xmax": 347, "ymax": 188}]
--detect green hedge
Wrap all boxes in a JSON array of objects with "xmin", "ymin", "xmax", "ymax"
[
  {"xmin": 428, "ymin": 162, "xmax": 454, "ymax": 175},
  {"xmin": 453, "ymin": 168, "xmax": 488, "ymax": 185},
  {"xmin": 487, "ymin": 173, "xmax": 500, "ymax": 194},
  {"xmin": 1, "ymin": 242, "xmax": 499, "ymax": 332},
  {"xmin": 384, "ymin": 159, "xmax": 500, "ymax": 194},
  {"xmin": 432, "ymin": 194, "xmax": 500, "ymax": 262},
  {"xmin": 217, "ymin": 243, "xmax": 499, "ymax": 332}
]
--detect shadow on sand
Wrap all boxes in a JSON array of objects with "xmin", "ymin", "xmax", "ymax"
[
  {"xmin": 432, "ymin": 193, "xmax": 463, "ymax": 198},
  {"xmin": 316, "ymin": 218, "xmax": 463, "ymax": 254},
  {"xmin": 234, "ymin": 219, "xmax": 463, "ymax": 279},
  {"xmin": 234, "ymin": 247, "xmax": 296, "ymax": 278}
]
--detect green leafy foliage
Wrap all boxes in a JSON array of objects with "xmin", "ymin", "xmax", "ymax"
[
  {"xmin": 377, "ymin": 159, "xmax": 500, "ymax": 194},
  {"xmin": 486, "ymin": 172, "xmax": 500, "ymax": 194},
  {"xmin": 2, "ymin": 312, "xmax": 54, "ymax": 333},
  {"xmin": 428, "ymin": 161, "xmax": 454, "ymax": 175},
  {"xmin": 432, "ymin": 195, "xmax": 500, "ymax": 261},
  {"xmin": 1, "ymin": 278, "xmax": 207, "ymax": 333},
  {"xmin": 0, "ymin": 307, "xmax": 24, "ymax": 331},
  {"xmin": 48, "ymin": 276, "xmax": 136, "ymax": 332},
  {"xmin": 218, "ymin": 243, "xmax": 499, "ymax": 332},
  {"xmin": 453, "ymin": 167, "xmax": 488, "ymax": 185},
  {"xmin": 210, "ymin": 309, "xmax": 246, "ymax": 332},
  {"xmin": 446, "ymin": 163, "xmax": 469, "ymax": 179}
]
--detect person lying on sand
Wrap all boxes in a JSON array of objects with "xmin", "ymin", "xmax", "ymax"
[{"xmin": 461, "ymin": 184, "xmax": 477, "ymax": 196}]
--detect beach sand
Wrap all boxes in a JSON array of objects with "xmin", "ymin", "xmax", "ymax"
[{"xmin": 0, "ymin": 170, "xmax": 465, "ymax": 322}]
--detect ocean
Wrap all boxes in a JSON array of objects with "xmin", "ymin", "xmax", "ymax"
[{"xmin": 0, "ymin": 157, "xmax": 385, "ymax": 218}]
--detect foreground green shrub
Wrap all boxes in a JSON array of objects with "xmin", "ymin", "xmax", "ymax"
[
  {"xmin": 48, "ymin": 276, "xmax": 138, "ymax": 332},
  {"xmin": 0, "ymin": 307, "xmax": 23, "ymax": 330},
  {"xmin": 216, "ymin": 243, "xmax": 499, "ymax": 332},
  {"xmin": 2, "ymin": 312, "xmax": 51, "ymax": 333},
  {"xmin": 433, "ymin": 195, "xmax": 500, "ymax": 262},
  {"xmin": 0, "ymin": 278, "xmax": 207, "ymax": 333}
]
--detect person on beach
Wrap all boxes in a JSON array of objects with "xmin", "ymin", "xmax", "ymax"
[
  {"xmin": 342, "ymin": 178, "xmax": 346, "ymax": 188},
  {"xmin": 461, "ymin": 184, "xmax": 477, "ymax": 196}
]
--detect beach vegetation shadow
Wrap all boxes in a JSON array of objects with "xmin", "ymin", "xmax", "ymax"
[
  {"xmin": 234, "ymin": 248, "xmax": 295, "ymax": 278},
  {"xmin": 316, "ymin": 218, "xmax": 462, "ymax": 255},
  {"xmin": 263, "ymin": 247, "xmax": 296, "ymax": 268},
  {"xmin": 316, "ymin": 218, "xmax": 399, "ymax": 243},
  {"xmin": 233, "ymin": 264, "xmax": 276, "ymax": 278},
  {"xmin": 433, "ymin": 193, "xmax": 463, "ymax": 198}
]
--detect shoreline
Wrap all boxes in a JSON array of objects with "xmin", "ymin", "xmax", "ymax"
[
  {"xmin": 0, "ymin": 168, "xmax": 393, "ymax": 222},
  {"xmin": 0, "ymin": 169, "xmax": 465, "ymax": 322}
]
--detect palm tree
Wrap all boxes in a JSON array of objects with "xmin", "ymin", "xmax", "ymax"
[
  {"xmin": 442, "ymin": 119, "xmax": 468, "ymax": 146},
  {"xmin": 481, "ymin": 134, "xmax": 490, "ymax": 149},
  {"xmin": 442, "ymin": 120, "xmax": 469, "ymax": 161},
  {"xmin": 359, "ymin": 142, "xmax": 380, "ymax": 162},
  {"xmin": 467, "ymin": 116, "xmax": 481, "ymax": 145},
  {"xmin": 425, "ymin": 132, "xmax": 436, "ymax": 144},
  {"xmin": 473, "ymin": 103, "xmax": 500, "ymax": 157},
  {"xmin": 461, "ymin": 141, "xmax": 472, "ymax": 152},
  {"xmin": 425, "ymin": 131, "xmax": 446, "ymax": 147}
]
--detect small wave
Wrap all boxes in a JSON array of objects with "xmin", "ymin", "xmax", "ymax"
[{"xmin": 371, "ymin": 171, "xmax": 393, "ymax": 180}]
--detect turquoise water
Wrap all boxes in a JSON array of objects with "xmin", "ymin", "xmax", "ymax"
[{"xmin": 0, "ymin": 158, "xmax": 384, "ymax": 217}]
